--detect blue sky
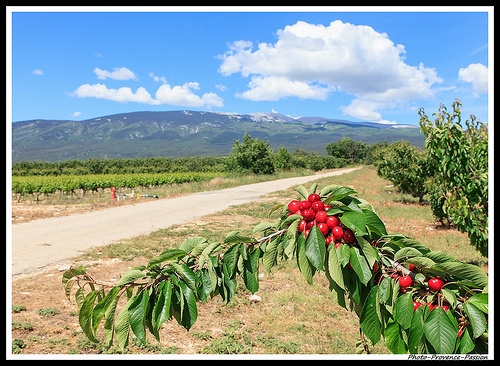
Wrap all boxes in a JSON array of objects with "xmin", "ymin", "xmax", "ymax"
[{"xmin": 8, "ymin": 7, "xmax": 492, "ymax": 125}]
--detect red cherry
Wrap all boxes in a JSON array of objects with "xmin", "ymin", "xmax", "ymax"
[
  {"xmin": 318, "ymin": 222, "xmax": 329, "ymax": 236},
  {"xmin": 332, "ymin": 226, "xmax": 343, "ymax": 240},
  {"xmin": 311, "ymin": 200, "xmax": 324, "ymax": 212},
  {"xmin": 334, "ymin": 242, "xmax": 342, "ymax": 249},
  {"xmin": 428, "ymin": 277, "xmax": 445, "ymax": 292},
  {"xmin": 325, "ymin": 236, "xmax": 334, "ymax": 245},
  {"xmin": 288, "ymin": 200, "xmax": 301, "ymax": 213},
  {"xmin": 302, "ymin": 209, "xmax": 315, "ymax": 221},
  {"xmin": 408, "ymin": 264, "xmax": 417, "ymax": 272},
  {"xmin": 324, "ymin": 205, "xmax": 331, "ymax": 211},
  {"xmin": 440, "ymin": 305, "xmax": 449, "ymax": 312},
  {"xmin": 398, "ymin": 275, "xmax": 413, "ymax": 288},
  {"xmin": 306, "ymin": 220, "xmax": 315, "ymax": 230},
  {"xmin": 308, "ymin": 193, "xmax": 320, "ymax": 203},
  {"xmin": 300, "ymin": 200, "xmax": 311, "ymax": 210},
  {"xmin": 298, "ymin": 219, "xmax": 307, "ymax": 232},
  {"xmin": 326, "ymin": 216, "xmax": 338, "ymax": 229},
  {"xmin": 343, "ymin": 229, "xmax": 356, "ymax": 244},
  {"xmin": 413, "ymin": 301, "xmax": 421, "ymax": 311},
  {"xmin": 315, "ymin": 210, "xmax": 328, "ymax": 223}
]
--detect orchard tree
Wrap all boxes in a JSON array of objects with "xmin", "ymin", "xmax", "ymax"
[
  {"xmin": 326, "ymin": 137, "xmax": 368, "ymax": 164},
  {"xmin": 419, "ymin": 99, "xmax": 488, "ymax": 257},
  {"xmin": 228, "ymin": 133, "xmax": 275, "ymax": 175},
  {"xmin": 274, "ymin": 146, "xmax": 293, "ymax": 171},
  {"xmin": 373, "ymin": 141, "xmax": 433, "ymax": 203},
  {"xmin": 64, "ymin": 183, "xmax": 488, "ymax": 354}
]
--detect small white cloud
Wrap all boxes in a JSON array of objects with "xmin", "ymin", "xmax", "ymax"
[
  {"xmin": 458, "ymin": 63, "xmax": 488, "ymax": 96},
  {"xmin": 72, "ymin": 81, "xmax": 223, "ymax": 108},
  {"xmin": 71, "ymin": 111, "xmax": 82, "ymax": 117},
  {"xmin": 149, "ymin": 72, "xmax": 167, "ymax": 84},
  {"xmin": 94, "ymin": 67, "xmax": 137, "ymax": 80},
  {"xmin": 155, "ymin": 82, "xmax": 223, "ymax": 108},
  {"xmin": 32, "ymin": 69, "xmax": 43, "ymax": 75},
  {"xmin": 72, "ymin": 83, "xmax": 158, "ymax": 104}
]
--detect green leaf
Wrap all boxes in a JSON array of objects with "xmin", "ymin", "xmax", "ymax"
[
  {"xmin": 459, "ymin": 326, "xmax": 475, "ymax": 354},
  {"xmin": 153, "ymin": 280, "xmax": 172, "ymax": 331},
  {"xmin": 327, "ymin": 244, "xmax": 345, "ymax": 290},
  {"xmin": 349, "ymin": 247, "xmax": 372, "ymax": 285},
  {"xmin": 179, "ymin": 281, "xmax": 198, "ymax": 330},
  {"xmin": 295, "ymin": 185, "xmax": 309, "ymax": 200},
  {"xmin": 115, "ymin": 296, "xmax": 134, "ymax": 350},
  {"xmin": 224, "ymin": 230, "xmax": 255, "ymax": 244},
  {"xmin": 384, "ymin": 321, "xmax": 408, "ymax": 354},
  {"xmin": 79, "ymin": 290, "xmax": 99, "ymax": 343},
  {"xmin": 262, "ymin": 236, "xmax": 280, "ymax": 272},
  {"xmin": 296, "ymin": 232, "xmax": 315, "ymax": 285},
  {"xmin": 92, "ymin": 286, "xmax": 119, "ymax": 334},
  {"xmin": 467, "ymin": 293, "xmax": 488, "ymax": 314},
  {"xmin": 463, "ymin": 302, "xmax": 487, "ymax": 339},
  {"xmin": 170, "ymin": 263, "xmax": 197, "ymax": 294},
  {"xmin": 222, "ymin": 243, "xmax": 241, "ymax": 278},
  {"xmin": 128, "ymin": 289, "xmax": 150, "ymax": 344},
  {"xmin": 324, "ymin": 186, "xmax": 357, "ymax": 204},
  {"xmin": 304, "ymin": 225, "xmax": 326, "ymax": 271},
  {"xmin": 241, "ymin": 247, "xmax": 260, "ymax": 293},
  {"xmin": 362, "ymin": 208, "xmax": 387, "ymax": 236},
  {"xmin": 408, "ymin": 305, "xmax": 426, "ymax": 354},
  {"xmin": 336, "ymin": 243, "xmax": 351, "ymax": 267},
  {"xmin": 147, "ymin": 249, "xmax": 187, "ymax": 268},
  {"xmin": 423, "ymin": 306, "xmax": 457, "ymax": 354},
  {"xmin": 433, "ymin": 262, "xmax": 488, "ymax": 289},
  {"xmin": 339, "ymin": 210, "xmax": 367, "ymax": 236},
  {"xmin": 394, "ymin": 292, "xmax": 414, "ymax": 329},
  {"xmin": 394, "ymin": 247, "xmax": 422, "ymax": 262},
  {"xmin": 360, "ymin": 286, "xmax": 381, "ymax": 345}
]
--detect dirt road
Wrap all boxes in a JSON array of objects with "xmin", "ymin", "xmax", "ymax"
[{"xmin": 11, "ymin": 167, "xmax": 361, "ymax": 279}]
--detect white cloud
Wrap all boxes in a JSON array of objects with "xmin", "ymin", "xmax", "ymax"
[
  {"xmin": 32, "ymin": 69, "xmax": 43, "ymax": 75},
  {"xmin": 94, "ymin": 67, "xmax": 137, "ymax": 80},
  {"xmin": 72, "ymin": 83, "xmax": 158, "ymax": 104},
  {"xmin": 72, "ymin": 81, "xmax": 223, "ymax": 108},
  {"xmin": 219, "ymin": 20, "xmax": 443, "ymax": 122},
  {"xmin": 155, "ymin": 82, "xmax": 223, "ymax": 108},
  {"xmin": 458, "ymin": 63, "xmax": 488, "ymax": 96},
  {"xmin": 71, "ymin": 111, "xmax": 82, "ymax": 117}
]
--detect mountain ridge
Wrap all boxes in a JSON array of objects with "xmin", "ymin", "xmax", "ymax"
[{"xmin": 12, "ymin": 110, "xmax": 424, "ymax": 162}]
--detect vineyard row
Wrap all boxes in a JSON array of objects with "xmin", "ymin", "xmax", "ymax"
[{"xmin": 11, "ymin": 172, "xmax": 222, "ymax": 198}]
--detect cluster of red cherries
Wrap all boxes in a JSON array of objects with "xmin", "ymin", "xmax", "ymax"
[{"xmin": 287, "ymin": 193, "xmax": 356, "ymax": 248}]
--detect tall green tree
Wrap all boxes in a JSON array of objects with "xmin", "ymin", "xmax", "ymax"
[
  {"xmin": 326, "ymin": 137, "xmax": 368, "ymax": 163},
  {"xmin": 419, "ymin": 99, "xmax": 488, "ymax": 257},
  {"xmin": 228, "ymin": 133, "xmax": 275, "ymax": 175}
]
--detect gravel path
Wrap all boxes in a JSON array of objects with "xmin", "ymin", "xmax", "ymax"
[{"xmin": 10, "ymin": 167, "xmax": 361, "ymax": 279}]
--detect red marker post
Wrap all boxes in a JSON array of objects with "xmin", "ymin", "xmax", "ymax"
[{"xmin": 111, "ymin": 186, "xmax": 116, "ymax": 200}]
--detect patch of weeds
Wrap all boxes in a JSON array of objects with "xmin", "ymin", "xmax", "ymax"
[
  {"xmin": 12, "ymin": 321, "xmax": 34, "ymax": 331},
  {"xmin": 255, "ymin": 335, "xmax": 301, "ymax": 354},
  {"xmin": 202, "ymin": 320, "xmax": 253, "ymax": 354},
  {"xmin": 12, "ymin": 338, "xmax": 26, "ymax": 354},
  {"xmin": 36, "ymin": 307, "xmax": 60, "ymax": 317},
  {"xmin": 12, "ymin": 304, "xmax": 26, "ymax": 313}
]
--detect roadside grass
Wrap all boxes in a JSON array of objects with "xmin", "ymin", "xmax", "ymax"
[{"xmin": 11, "ymin": 165, "xmax": 487, "ymax": 355}]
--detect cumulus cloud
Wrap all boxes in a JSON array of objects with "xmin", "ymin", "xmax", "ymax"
[
  {"xmin": 73, "ymin": 83, "xmax": 157, "ymax": 104},
  {"xmin": 94, "ymin": 67, "xmax": 137, "ymax": 80},
  {"xmin": 155, "ymin": 82, "xmax": 224, "ymax": 108},
  {"xmin": 32, "ymin": 69, "xmax": 43, "ymax": 75},
  {"xmin": 458, "ymin": 63, "xmax": 488, "ymax": 96},
  {"xmin": 72, "ymin": 81, "xmax": 223, "ymax": 108},
  {"xmin": 218, "ymin": 20, "xmax": 443, "ymax": 122}
]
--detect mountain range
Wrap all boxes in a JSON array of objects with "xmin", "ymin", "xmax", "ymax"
[{"xmin": 11, "ymin": 110, "xmax": 425, "ymax": 162}]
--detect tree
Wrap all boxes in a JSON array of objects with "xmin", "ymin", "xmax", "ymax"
[
  {"xmin": 419, "ymin": 99, "xmax": 488, "ymax": 257},
  {"xmin": 326, "ymin": 137, "xmax": 368, "ymax": 163},
  {"xmin": 274, "ymin": 146, "xmax": 292, "ymax": 170},
  {"xmin": 373, "ymin": 141, "xmax": 433, "ymax": 203},
  {"xmin": 227, "ymin": 133, "xmax": 275, "ymax": 175}
]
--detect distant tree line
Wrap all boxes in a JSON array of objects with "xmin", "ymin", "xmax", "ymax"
[{"xmin": 13, "ymin": 135, "xmax": 385, "ymax": 176}]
